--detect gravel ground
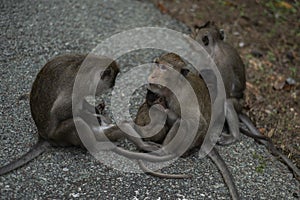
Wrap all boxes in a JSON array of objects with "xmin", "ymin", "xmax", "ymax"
[{"xmin": 0, "ymin": 0, "xmax": 299, "ymax": 199}]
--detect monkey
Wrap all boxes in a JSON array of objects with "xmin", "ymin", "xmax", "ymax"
[
  {"xmin": 133, "ymin": 55, "xmax": 190, "ymax": 144},
  {"xmin": 134, "ymin": 90, "xmax": 169, "ymax": 143},
  {"xmin": 0, "ymin": 54, "xmax": 174, "ymax": 176},
  {"xmin": 192, "ymin": 21, "xmax": 245, "ymax": 146},
  {"xmin": 133, "ymin": 53, "xmax": 240, "ymax": 199},
  {"xmin": 192, "ymin": 21, "xmax": 300, "ymax": 179}
]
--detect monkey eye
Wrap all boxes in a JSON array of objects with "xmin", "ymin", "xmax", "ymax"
[
  {"xmin": 101, "ymin": 68, "xmax": 111, "ymax": 78},
  {"xmin": 219, "ymin": 29, "xmax": 225, "ymax": 40},
  {"xmin": 159, "ymin": 64, "xmax": 167, "ymax": 70},
  {"xmin": 202, "ymin": 35, "xmax": 209, "ymax": 46}
]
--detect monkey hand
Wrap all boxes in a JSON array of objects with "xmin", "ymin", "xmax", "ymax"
[
  {"xmin": 153, "ymin": 97, "xmax": 167, "ymax": 108},
  {"xmin": 95, "ymin": 100, "xmax": 105, "ymax": 113}
]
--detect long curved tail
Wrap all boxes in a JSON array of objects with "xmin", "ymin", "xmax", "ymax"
[
  {"xmin": 208, "ymin": 148, "xmax": 240, "ymax": 200},
  {"xmin": 137, "ymin": 160, "xmax": 191, "ymax": 179},
  {"xmin": 0, "ymin": 139, "xmax": 51, "ymax": 175},
  {"xmin": 239, "ymin": 113, "xmax": 300, "ymax": 180}
]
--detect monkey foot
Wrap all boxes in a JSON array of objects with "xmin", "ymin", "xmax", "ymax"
[{"xmin": 217, "ymin": 132, "xmax": 240, "ymax": 146}]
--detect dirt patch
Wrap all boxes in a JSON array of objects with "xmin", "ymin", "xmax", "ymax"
[{"xmin": 151, "ymin": 0, "xmax": 300, "ymax": 167}]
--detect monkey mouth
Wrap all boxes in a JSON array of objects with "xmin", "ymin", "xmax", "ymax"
[
  {"xmin": 148, "ymin": 83, "xmax": 163, "ymax": 90},
  {"xmin": 147, "ymin": 83, "xmax": 165, "ymax": 97}
]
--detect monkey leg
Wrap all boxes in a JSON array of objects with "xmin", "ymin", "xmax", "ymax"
[
  {"xmin": 79, "ymin": 104, "xmax": 164, "ymax": 152},
  {"xmin": 207, "ymin": 148, "xmax": 240, "ymax": 200},
  {"xmin": 49, "ymin": 117, "xmax": 88, "ymax": 146},
  {"xmin": 67, "ymin": 118, "xmax": 176, "ymax": 162},
  {"xmin": 47, "ymin": 92, "xmax": 73, "ymax": 140},
  {"xmin": 218, "ymin": 99, "xmax": 241, "ymax": 146},
  {"xmin": 239, "ymin": 113, "xmax": 300, "ymax": 180}
]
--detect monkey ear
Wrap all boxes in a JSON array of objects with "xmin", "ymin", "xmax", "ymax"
[
  {"xmin": 219, "ymin": 29, "xmax": 225, "ymax": 40},
  {"xmin": 180, "ymin": 68, "xmax": 190, "ymax": 77},
  {"xmin": 153, "ymin": 58, "xmax": 159, "ymax": 64},
  {"xmin": 202, "ymin": 35, "xmax": 209, "ymax": 46},
  {"xmin": 204, "ymin": 21, "xmax": 210, "ymax": 28},
  {"xmin": 194, "ymin": 21, "xmax": 210, "ymax": 30},
  {"xmin": 100, "ymin": 68, "xmax": 112, "ymax": 79}
]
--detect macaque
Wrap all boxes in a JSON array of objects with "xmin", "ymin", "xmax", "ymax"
[
  {"xmin": 192, "ymin": 21, "xmax": 245, "ymax": 145},
  {"xmin": 192, "ymin": 21, "xmax": 300, "ymax": 179},
  {"xmin": 136, "ymin": 53, "xmax": 239, "ymax": 199},
  {"xmin": 0, "ymin": 54, "xmax": 170, "ymax": 175}
]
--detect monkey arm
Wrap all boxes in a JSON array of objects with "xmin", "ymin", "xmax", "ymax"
[
  {"xmin": 100, "ymin": 122, "xmax": 162, "ymax": 152},
  {"xmin": 82, "ymin": 99, "xmax": 98, "ymax": 113},
  {"xmin": 156, "ymin": 119, "xmax": 192, "ymax": 156},
  {"xmin": 165, "ymin": 109, "xmax": 179, "ymax": 126},
  {"xmin": 79, "ymin": 100, "xmax": 164, "ymax": 152}
]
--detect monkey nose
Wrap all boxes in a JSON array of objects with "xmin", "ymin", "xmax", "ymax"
[
  {"xmin": 148, "ymin": 76, "xmax": 154, "ymax": 83},
  {"xmin": 147, "ymin": 84, "xmax": 152, "ymax": 89}
]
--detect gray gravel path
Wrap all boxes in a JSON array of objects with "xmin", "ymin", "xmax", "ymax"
[{"xmin": 0, "ymin": 0, "xmax": 299, "ymax": 199}]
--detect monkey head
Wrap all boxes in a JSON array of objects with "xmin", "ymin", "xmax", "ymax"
[
  {"xmin": 193, "ymin": 21, "xmax": 225, "ymax": 53},
  {"xmin": 148, "ymin": 53, "xmax": 189, "ymax": 97}
]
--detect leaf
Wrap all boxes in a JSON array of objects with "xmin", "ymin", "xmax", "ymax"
[
  {"xmin": 276, "ymin": 1, "xmax": 293, "ymax": 9},
  {"xmin": 157, "ymin": 2, "xmax": 168, "ymax": 14}
]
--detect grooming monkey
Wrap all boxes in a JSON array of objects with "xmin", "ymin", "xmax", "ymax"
[
  {"xmin": 192, "ymin": 21, "xmax": 300, "ymax": 179},
  {"xmin": 0, "ymin": 54, "xmax": 172, "ymax": 175},
  {"xmin": 135, "ymin": 53, "xmax": 239, "ymax": 199}
]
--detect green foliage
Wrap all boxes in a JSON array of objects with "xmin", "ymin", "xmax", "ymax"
[
  {"xmin": 264, "ymin": 0, "xmax": 297, "ymax": 22},
  {"xmin": 253, "ymin": 153, "xmax": 267, "ymax": 173},
  {"xmin": 289, "ymin": 67, "xmax": 297, "ymax": 77},
  {"xmin": 267, "ymin": 51, "xmax": 276, "ymax": 62}
]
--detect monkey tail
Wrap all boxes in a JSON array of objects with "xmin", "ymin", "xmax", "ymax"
[
  {"xmin": 0, "ymin": 139, "xmax": 51, "ymax": 175},
  {"xmin": 208, "ymin": 148, "xmax": 240, "ymax": 200},
  {"xmin": 239, "ymin": 113, "xmax": 300, "ymax": 181},
  {"xmin": 137, "ymin": 160, "xmax": 191, "ymax": 179}
]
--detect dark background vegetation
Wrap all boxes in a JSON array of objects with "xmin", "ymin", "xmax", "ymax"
[{"xmin": 150, "ymin": 0, "xmax": 300, "ymax": 167}]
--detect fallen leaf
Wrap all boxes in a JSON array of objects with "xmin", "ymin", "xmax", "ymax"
[
  {"xmin": 276, "ymin": 1, "xmax": 293, "ymax": 9},
  {"xmin": 267, "ymin": 128, "xmax": 275, "ymax": 138},
  {"xmin": 273, "ymin": 81, "xmax": 286, "ymax": 90},
  {"xmin": 224, "ymin": 1, "xmax": 237, "ymax": 7},
  {"xmin": 273, "ymin": 75, "xmax": 286, "ymax": 90},
  {"xmin": 246, "ymin": 82, "xmax": 263, "ymax": 101},
  {"xmin": 157, "ymin": 2, "xmax": 168, "ymax": 14},
  {"xmin": 259, "ymin": 127, "xmax": 266, "ymax": 134}
]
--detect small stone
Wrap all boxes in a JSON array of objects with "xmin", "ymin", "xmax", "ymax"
[
  {"xmin": 251, "ymin": 49, "xmax": 263, "ymax": 58},
  {"xmin": 286, "ymin": 51, "xmax": 294, "ymax": 61},
  {"xmin": 285, "ymin": 77, "xmax": 296, "ymax": 85},
  {"xmin": 239, "ymin": 42, "xmax": 245, "ymax": 47},
  {"xmin": 62, "ymin": 167, "xmax": 69, "ymax": 172},
  {"xmin": 70, "ymin": 193, "xmax": 80, "ymax": 198}
]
